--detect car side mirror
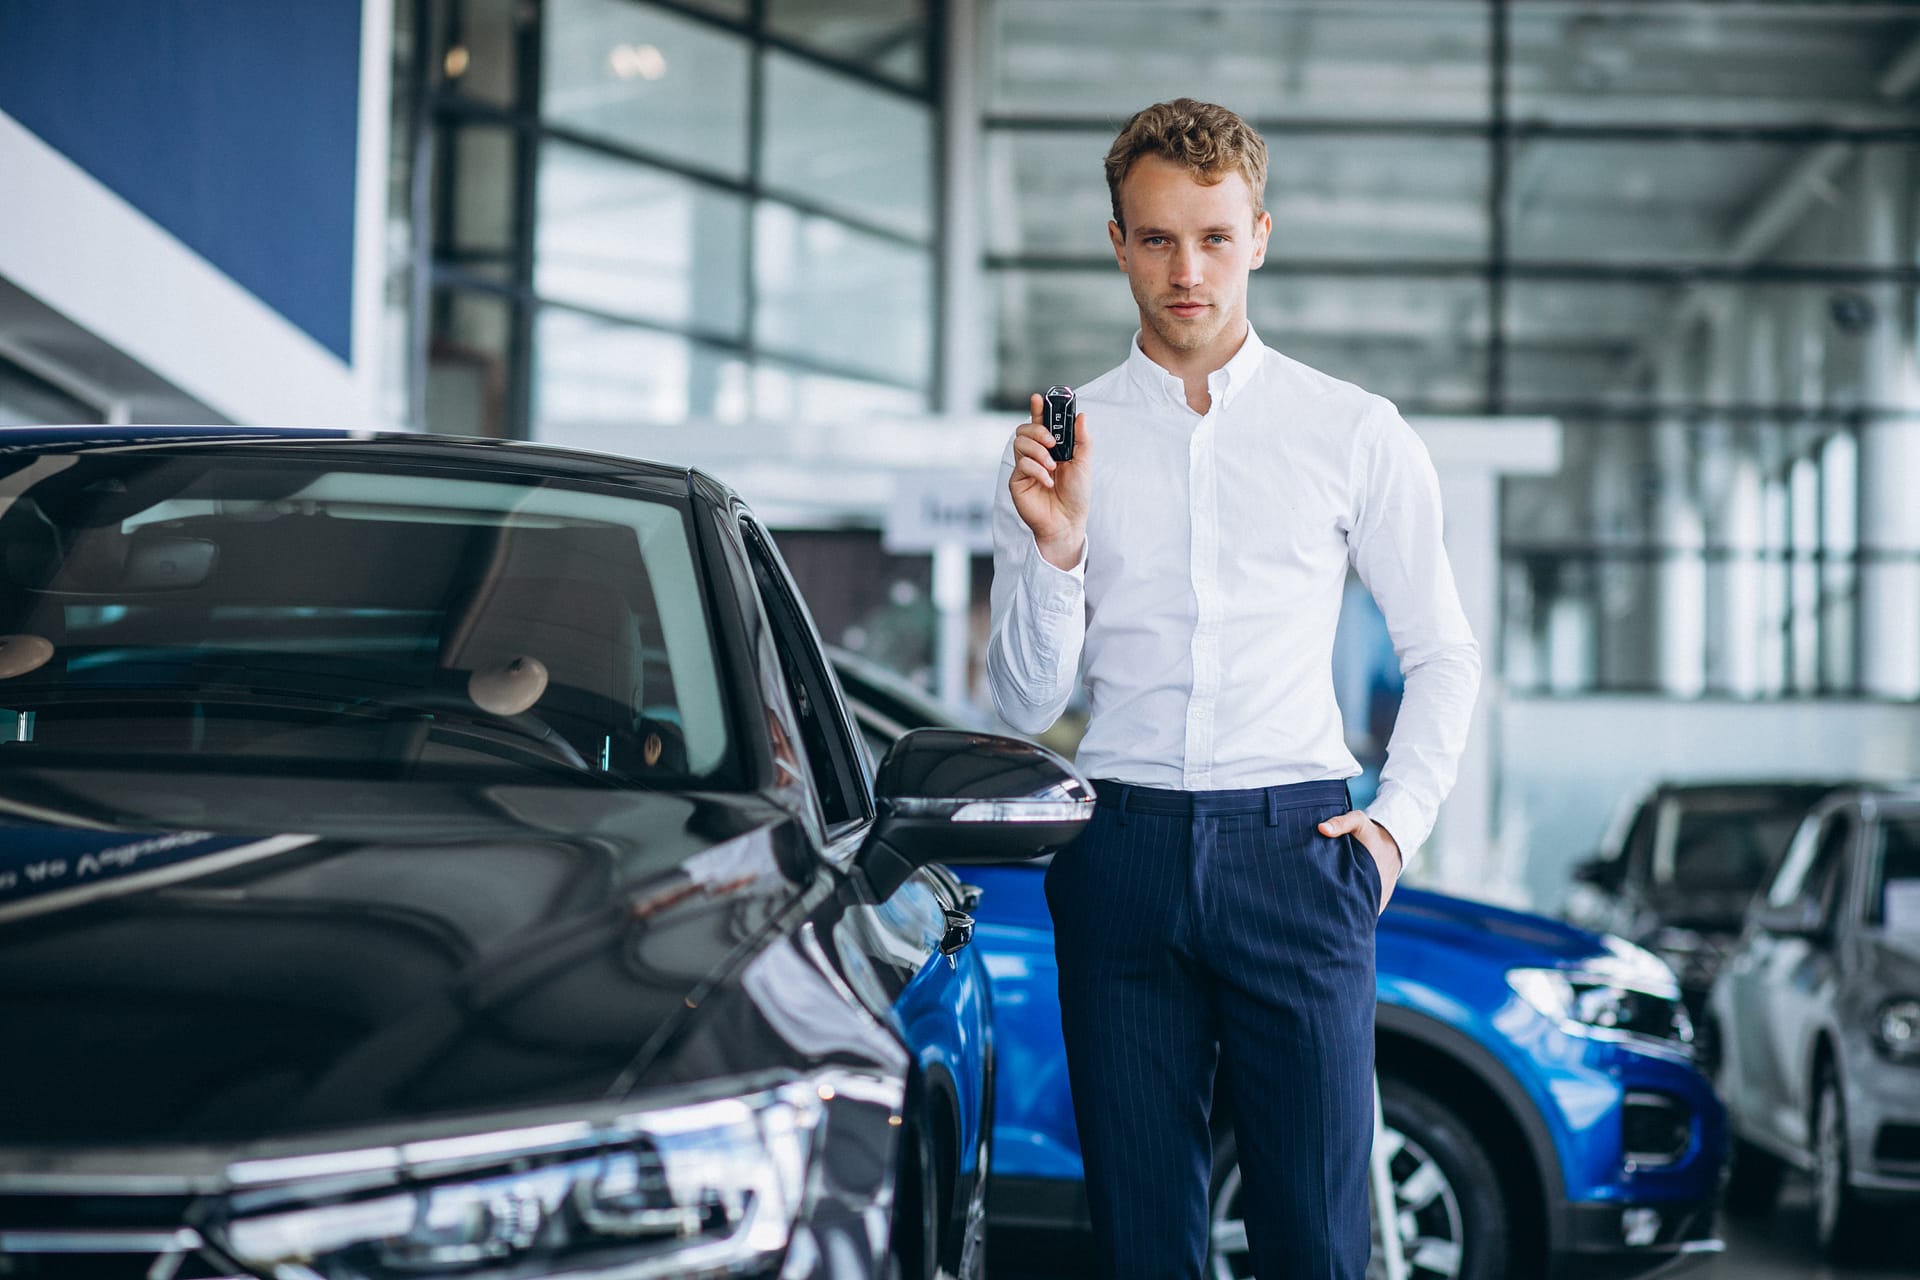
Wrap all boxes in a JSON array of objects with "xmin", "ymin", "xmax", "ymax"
[
  {"xmin": 1752, "ymin": 897, "xmax": 1826, "ymax": 940},
  {"xmin": 1573, "ymin": 854, "xmax": 1622, "ymax": 891},
  {"xmin": 854, "ymin": 728, "xmax": 1095, "ymax": 901}
]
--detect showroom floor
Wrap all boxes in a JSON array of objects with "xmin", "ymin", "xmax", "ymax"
[
  {"xmin": 990, "ymin": 1178, "xmax": 1914, "ymax": 1279},
  {"xmin": 1698, "ymin": 1179, "xmax": 1913, "ymax": 1279}
]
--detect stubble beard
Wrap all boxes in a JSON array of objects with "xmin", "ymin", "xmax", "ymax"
[
  {"xmin": 1141, "ymin": 298, "xmax": 1232, "ymax": 357},
  {"xmin": 1131, "ymin": 278, "xmax": 1238, "ymax": 358}
]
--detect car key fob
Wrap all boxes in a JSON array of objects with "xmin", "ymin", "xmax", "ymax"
[{"xmin": 1043, "ymin": 385, "xmax": 1075, "ymax": 462}]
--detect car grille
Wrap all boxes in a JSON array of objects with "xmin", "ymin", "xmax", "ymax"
[
  {"xmin": 0, "ymin": 1230, "xmax": 243, "ymax": 1279},
  {"xmin": 0, "ymin": 1193, "xmax": 244, "ymax": 1280}
]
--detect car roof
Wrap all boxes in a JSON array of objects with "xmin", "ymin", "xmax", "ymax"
[
  {"xmin": 1649, "ymin": 779, "xmax": 1863, "ymax": 797},
  {"xmin": 1674, "ymin": 779, "xmax": 1920, "ymax": 804},
  {"xmin": 0, "ymin": 425, "xmax": 739, "ymax": 501},
  {"xmin": 1847, "ymin": 786, "xmax": 1920, "ymax": 812}
]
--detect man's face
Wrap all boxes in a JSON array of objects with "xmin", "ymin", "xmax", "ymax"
[{"xmin": 1108, "ymin": 155, "xmax": 1270, "ymax": 365}]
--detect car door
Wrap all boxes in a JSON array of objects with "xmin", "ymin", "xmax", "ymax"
[
  {"xmin": 735, "ymin": 513, "xmax": 990, "ymax": 1270},
  {"xmin": 1735, "ymin": 805, "xmax": 1854, "ymax": 1154},
  {"xmin": 734, "ymin": 512, "xmax": 983, "ymax": 995},
  {"xmin": 734, "ymin": 508, "xmax": 972, "ymax": 1034}
]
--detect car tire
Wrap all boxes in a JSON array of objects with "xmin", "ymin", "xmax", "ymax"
[
  {"xmin": 888, "ymin": 1124, "xmax": 939, "ymax": 1280},
  {"xmin": 1811, "ymin": 1065, "xmax": 1879, "ymax": 1264},
  {"xmin": 1207, "ymin": 1079, "xmax": 1510, "ymax": 1280},
  {"xmin": 1720, "ymin": 1135, "xmax": 1784, "ymax": 1215},
  {"xmin": 954, "ymin": 1070, "xmax": 991, "ymax": 1280}
]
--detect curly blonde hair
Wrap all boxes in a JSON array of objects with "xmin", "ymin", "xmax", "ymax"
[{"xmin": 1104, "ymin": 98, "xmax": 1268, "ymax": 232}]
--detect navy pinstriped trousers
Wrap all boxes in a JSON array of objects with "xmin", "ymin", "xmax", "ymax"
[{"xmin": 1045, "ymin": 778, "xmax": 1380, "ymax": 1280}]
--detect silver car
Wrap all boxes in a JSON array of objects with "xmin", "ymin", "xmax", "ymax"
[{"xmin": 1706, "ymin": 786, "xmax": 1920, "ymax": 1264}]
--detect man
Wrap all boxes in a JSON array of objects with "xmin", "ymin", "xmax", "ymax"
[{"xmin": 986, "ymin": 99, "xmax": 1480, "ymax": 1279}]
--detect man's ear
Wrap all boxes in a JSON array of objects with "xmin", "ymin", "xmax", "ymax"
[
  {"xmin": 1108, "ymin": 219, "xmax": 1128, "ymax": 271},
  {"xmin": 1249, "ymin": 209, "xmax": 1273, "ymax": 270}
]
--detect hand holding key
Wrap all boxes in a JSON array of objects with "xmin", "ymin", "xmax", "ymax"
[{"xmin": 1009, "ymin": 391, "xmax": 1092, "ymax": 571}]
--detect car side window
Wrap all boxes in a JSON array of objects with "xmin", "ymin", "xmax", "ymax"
[
  {"xmin": 1812, "ymin": 820, "xmax": 1852, "ymax": 926},
  {"xmin": 1620, "ymin": 801, "xmax": 1658, "ymax": 889},
  {"xmin": 1767, "ymin": 809, "xmax": 1853, "ymax": 919},
  {"xmin": 1867, "ymin": 817, "xmax": 1920, "ymax": 930},
  {"xmin": 738, "ymin": 518, "xmax": 872, "ymax": 830}
]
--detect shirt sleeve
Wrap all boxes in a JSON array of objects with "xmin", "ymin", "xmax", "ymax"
[
  {"xmin": 1347, "ymin": 401, "xmax": 1482, "ymax": 865},
  {"xmin": 985, "ymin": 433, "xmax": 1087, "ymax": 735}
]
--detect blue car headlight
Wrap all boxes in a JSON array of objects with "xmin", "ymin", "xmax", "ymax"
[
  {"xmin": 1508, "ymin": 938, "xmax": 1694, "ymax": 1052},
  {"xmin": 1874, "ymin": 997, "xmax": 1920, "ymax": 1063},
  {"xmin": 217, "ymin": 1078, "xmax": 830, "ymax": 1279}
]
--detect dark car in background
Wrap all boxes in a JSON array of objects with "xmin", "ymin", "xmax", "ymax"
[
  {"xmin": 830, "ymin": 645, "xmax": 994, "ymax": 756},
  {"xmin": 1706, "ymin": 786, "xmax": 1920, "ymax": 1264},
  {"xmin": 0, "ymin": 427, "xmax": 1094, "ymax": 1280},
  {"xmin": 831, "ymin": 657, "xmax": 1727, "ymax": 1280},
  {"xmin": 1564, "ymin": 780, "xmax": 1847, "ymax": 1018}
]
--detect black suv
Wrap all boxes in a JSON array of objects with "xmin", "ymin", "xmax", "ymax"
[
  {"xmin": 1564, "ymin": 780, "xmax": 1846, "ymax": 1017},
  {"xmin": 0, "ymin": 426, "xmax": 1093, "ymax": 1280}
]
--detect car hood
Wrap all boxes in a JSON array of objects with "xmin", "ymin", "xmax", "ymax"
[
  {"xmin": 0, "ymin": 767, "xmax": 816, "ymax": 1149},
  {"xmin": 1383, "ymin": 886, "xmax": 1614, "ymax": 968},
  {"xmin": 1866, "ymin": 932, "xmax": 1920, "ymax": 991},
  {"xmin": 1638, "ymin": 886, "xmax": 1756, "ymax": 934}
]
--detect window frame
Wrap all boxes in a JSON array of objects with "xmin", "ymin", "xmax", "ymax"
[
  {"xmin": 1864, "ymin": 809, "xmax": 1920, "ymax": 930},
  {"xmin": 1767, "ymin": 805, "xmax": 1857, "ymax": 931},
  {"xmin": 417, "ymin": 0, "xmax": 939, "ymax": 441},
  {"xmin": 736, "ymin": 514, "xmax": 875, "ymax": 835}
]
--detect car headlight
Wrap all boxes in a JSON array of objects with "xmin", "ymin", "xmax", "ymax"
[
  {"xmin": 1875, "ymin": 998, "xmax": 1920, "ymax": 1063},
  {"xmin": 218, "ymin": 1077, "xmax": 830, "ymax": 1279},
  {"xmin": 1508, "ymin": 938, "xmax": 1694, "ymax": 1051}
]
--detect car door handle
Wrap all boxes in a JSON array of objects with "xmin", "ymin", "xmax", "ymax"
[{"xmin": 939, "ymin": 908, "xmax": 975, "ymax": 957}]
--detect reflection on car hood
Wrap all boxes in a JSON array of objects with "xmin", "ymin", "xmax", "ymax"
[
  {"xmin": 0, "ymin": 768, "xmax": 812, "ymax": 1148},
  {"xmin": 1384, "ymin": 886, "xmax": 1612, "ymax": 967}
]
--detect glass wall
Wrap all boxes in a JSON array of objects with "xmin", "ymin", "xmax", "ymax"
[
  {"xmin": 410, "ymin": 0, "xmax": 936, "ymax": 443},
  {"xmin": 982, "ymin": 0, "xmax": 1920, "ymax": 701}
]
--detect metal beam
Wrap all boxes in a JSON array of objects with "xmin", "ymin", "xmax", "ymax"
[
  {"xmin": 937, "ymin": 0, "xmax": 983, "ymax": 412},
  {"xmin": 984, "ymin": 254, "xmax": 1920, "ymax": 285},
  {"xmin": 1725, "ymin": 141, "xmax": 1854, "ymax": 264},
  {"xmin": 1876, "ymin": 27, "xmax": 1920, "ymax": 98},
  {"xmin": 1003, "ymin": 0, "xmax": 1920, "ymax": 16}
]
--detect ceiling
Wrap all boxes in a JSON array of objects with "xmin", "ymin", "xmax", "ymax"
[{"xmin": 979, "ymin": 1, "xmax": 1920, "ymax": 412}]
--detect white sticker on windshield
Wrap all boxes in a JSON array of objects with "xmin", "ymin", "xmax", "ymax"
[{"xmin": 1885, "ymin": 879, "xmax": 1920, "ymax": 933}]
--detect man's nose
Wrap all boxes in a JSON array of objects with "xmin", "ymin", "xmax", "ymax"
[{"xmin": 1169, "ymin": 243, "xmax": 1202, "ymax": 287}]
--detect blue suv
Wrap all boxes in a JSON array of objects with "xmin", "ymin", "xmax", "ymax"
[{"xmin": 833, "ymin": 653, "xmax": 1726, "ymax": 1280}]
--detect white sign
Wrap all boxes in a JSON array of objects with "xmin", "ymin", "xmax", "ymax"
[{"xmin": 883, "ymin": 471, "xmax": 996, "ymax": 554}]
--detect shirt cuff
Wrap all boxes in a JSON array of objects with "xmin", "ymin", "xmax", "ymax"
[
  {"xmin": 1023, "ymin": 529, "xmax": 1086, "ymax": 595},
  {"xmin": 1365, "ymin": 787, "xmax": 1433, "ymax": 871}
]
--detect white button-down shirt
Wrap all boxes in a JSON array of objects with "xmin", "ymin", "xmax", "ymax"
[{"xmin": 986, "ymin": 328, "xmax": 1480, "ymax": 860}]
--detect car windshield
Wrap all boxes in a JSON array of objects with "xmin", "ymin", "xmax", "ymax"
[
  {"xmin": 1653, "ymin": 793, "xmax": 1811, "ymax": 894},
  {"xmin": 1869, "ymin": 815, "xmax": 1920, "ymax": 937},
  {"xmin": 0, "ymin": 449, "xmax": 732, "ymax": 788}
]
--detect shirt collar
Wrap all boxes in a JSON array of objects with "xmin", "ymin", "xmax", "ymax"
[
  {"xmin": 1212, "ymin": 324, "xmax": 1266, "ymax": 410},
  {"xmin": 1124, "ymin": 324, "xmax": 1267, "ymax": 412}
]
